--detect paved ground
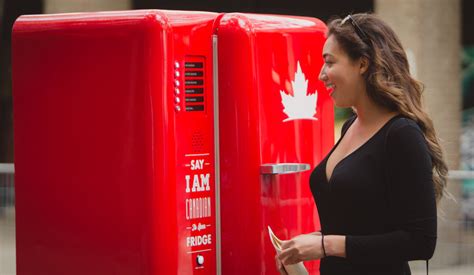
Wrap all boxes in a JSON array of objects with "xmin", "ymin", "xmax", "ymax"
[
  {"xmin": 0, "ymin": 207, "xmax": 15, "ymax": 275},
  {"xmin": 412, "ymin": 264, "xmax": 474, "ymax": 275},
  {"xmin": 1, "ymin": 207, "xmax": 473, "ymax": 275}
]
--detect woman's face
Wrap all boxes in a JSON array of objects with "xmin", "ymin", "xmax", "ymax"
[{"xmin": 319, "ymin": 35, "xmax": 366, "ymax": 108}]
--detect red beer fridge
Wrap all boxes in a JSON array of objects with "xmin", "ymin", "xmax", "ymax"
[
  {"xmin": 12, "ymin": 10, "xmax": 333, "ymax": 275},
  {"xmin": 13, "ymin": 10, "xmax": 219, "ymax": 275},
  {"xmin": 216, "ymin": 13, "xmax": 333, "ymax": 274}
]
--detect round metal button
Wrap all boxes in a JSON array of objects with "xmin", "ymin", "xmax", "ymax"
[{"xmin": 196, "ymin": 254, "xmax": 204, "ymax": 266}]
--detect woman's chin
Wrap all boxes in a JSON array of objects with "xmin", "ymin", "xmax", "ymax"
[
  {"xmin": 330, "ymin": 93, "xmax": 340, "ymax": 106},
  {"xmin": 332, "ymin": 99, "xmax": 351, "ymax": 109}
]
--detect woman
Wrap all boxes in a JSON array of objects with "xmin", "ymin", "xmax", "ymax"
[{"xmin": 276, "ymin": 13, "xmax": 448, "ymax": 275}]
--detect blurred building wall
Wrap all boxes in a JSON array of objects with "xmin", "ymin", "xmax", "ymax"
[{"xmin": 376, "ymin": 0, "xmax": 464, "ymax": 268}]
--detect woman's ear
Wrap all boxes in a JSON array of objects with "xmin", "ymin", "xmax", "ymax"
[{"xmin": 359, "ymin": 56, "xmax": 369, "ymax": 75}]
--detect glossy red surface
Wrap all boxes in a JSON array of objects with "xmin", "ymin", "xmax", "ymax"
[
  {"xmin": 13, "ymin": 10, "xmax": 217, "ymax": 275},
  {"xmin": 216, "ymin": 13, "xmax": 333, "ymax": 275}
]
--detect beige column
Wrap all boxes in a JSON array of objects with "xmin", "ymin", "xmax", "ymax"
[
  {"xmin": 375, "ymin": 0, "xmax": 462, "ymax": 269},
  {"xmin": 45, "ymin": 0, "xmax": 131, "ymax": 14}
]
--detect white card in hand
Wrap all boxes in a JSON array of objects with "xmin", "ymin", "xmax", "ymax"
[{"xmin": 268, "ymin": 226, "xmax": 309, "ymax": 275}]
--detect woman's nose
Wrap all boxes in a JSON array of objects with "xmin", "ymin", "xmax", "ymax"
[{"xmin": 319, "ymin": 66, "xmax": 327, "ymax": 81}]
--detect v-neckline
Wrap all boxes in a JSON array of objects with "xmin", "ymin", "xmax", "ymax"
[{"xmin": 324, "ymin": 114, "xmax": 402, "ymax": 183}]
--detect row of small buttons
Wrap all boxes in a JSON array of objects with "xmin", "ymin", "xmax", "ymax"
[
  {"xmin": 174, "ymin": 59, "xmax": 205, "ymax": 112},
  {"xmin": 174, "ymin": 61, "xmax": 181, "ymax": 111}
]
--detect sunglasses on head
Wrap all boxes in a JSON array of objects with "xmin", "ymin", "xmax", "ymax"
[{"xmin": 341, "ymin": 15, "xmax": 369, "ymax": 43}]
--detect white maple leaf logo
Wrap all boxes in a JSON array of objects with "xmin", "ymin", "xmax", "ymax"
[{"xmin": 280, "ymin": 61, "xmax": 318, "ymax": 122}]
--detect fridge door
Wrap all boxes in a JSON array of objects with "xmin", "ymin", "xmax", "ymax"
[{"xmin": 216, "ymin": 13, "xmax": 334, "ymax": 275}]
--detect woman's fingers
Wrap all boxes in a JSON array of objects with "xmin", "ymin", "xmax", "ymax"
[
  {"xmin": 279, "ymin": 267, "xmax": 289, "ymax": 275},
  {"xmin": 278, "ymin": 247, "xmax": 291, "ymax": 261},
  {"xmin": 280, "ymin": 240, "xmax": 291, "ymax": 250},
  {"xmin": 275, "ymin": 254, "xmax": 288, "ymax": 275},
  {"xmin": 275, "ymin": 254, "xmax": 281, "ymax": 269},
  {"xmin": 279, "ymin": 247, "xmax": 299, "ymax": 265},
  {"xmin": 276, "ymin": 233, "xmax": 322, "ymax": 267}
]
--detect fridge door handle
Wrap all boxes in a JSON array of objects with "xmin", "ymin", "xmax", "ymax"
[{"xmin": 260, "ymin": 163, "xmax": 311, "ymax": 175}]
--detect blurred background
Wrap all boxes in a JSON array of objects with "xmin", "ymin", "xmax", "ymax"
[{"xmin": 0, "ymin": 0, "xmax": 473, "ymax": 274}]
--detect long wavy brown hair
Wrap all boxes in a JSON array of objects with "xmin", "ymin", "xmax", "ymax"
[{"xmin": 327, "ymin": 13, "xmax": 448, "ymax": 203}]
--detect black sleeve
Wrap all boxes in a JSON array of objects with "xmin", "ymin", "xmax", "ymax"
[{"xmin": 345, "ymin": 119, "xmax": 437, "ymax": 264}]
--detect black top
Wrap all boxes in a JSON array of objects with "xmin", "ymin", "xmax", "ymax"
[{"xmin": 310, "ymin": 115, "xmax": 437, "ymax": 275}]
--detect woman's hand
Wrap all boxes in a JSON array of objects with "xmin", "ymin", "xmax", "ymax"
[
  {"xmin": 278, "ymin": 233, "xmax": 325, "ymax": 265},
  {"xmin": 275, "ymin": 254, "xmax": 288, "ymax": 275}
]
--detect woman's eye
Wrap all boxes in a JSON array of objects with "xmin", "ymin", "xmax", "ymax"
[{"xmin": 324, "ymin": 61, "xmax": 333, "ymax": 65}]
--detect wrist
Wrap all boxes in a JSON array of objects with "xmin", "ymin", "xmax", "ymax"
[
  {"xmin": 324, "ymin": 235, "xmax": 346, "ymax": 258},
  {"xmin": 321, "ymin": 233, "xmax": 327, "ymax": 258}
]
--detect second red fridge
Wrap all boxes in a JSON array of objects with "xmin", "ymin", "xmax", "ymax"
[{"xmin": 215, "ymin": 13, "xmax": 334, "ymax": 274}]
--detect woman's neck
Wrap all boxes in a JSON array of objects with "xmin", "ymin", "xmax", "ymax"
[{"xmin": 352, "ymin": 94, "xmax": 397, "ymax": 125}]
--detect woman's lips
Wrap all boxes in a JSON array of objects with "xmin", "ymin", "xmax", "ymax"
[{"xmin": 326, "ymin": 85, "xmax": 335, "ymax": 95}]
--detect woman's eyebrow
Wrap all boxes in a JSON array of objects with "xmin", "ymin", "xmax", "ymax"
[{"xmin": 323, "ymin": 53, "xmax": 333, "ymax": 59}]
